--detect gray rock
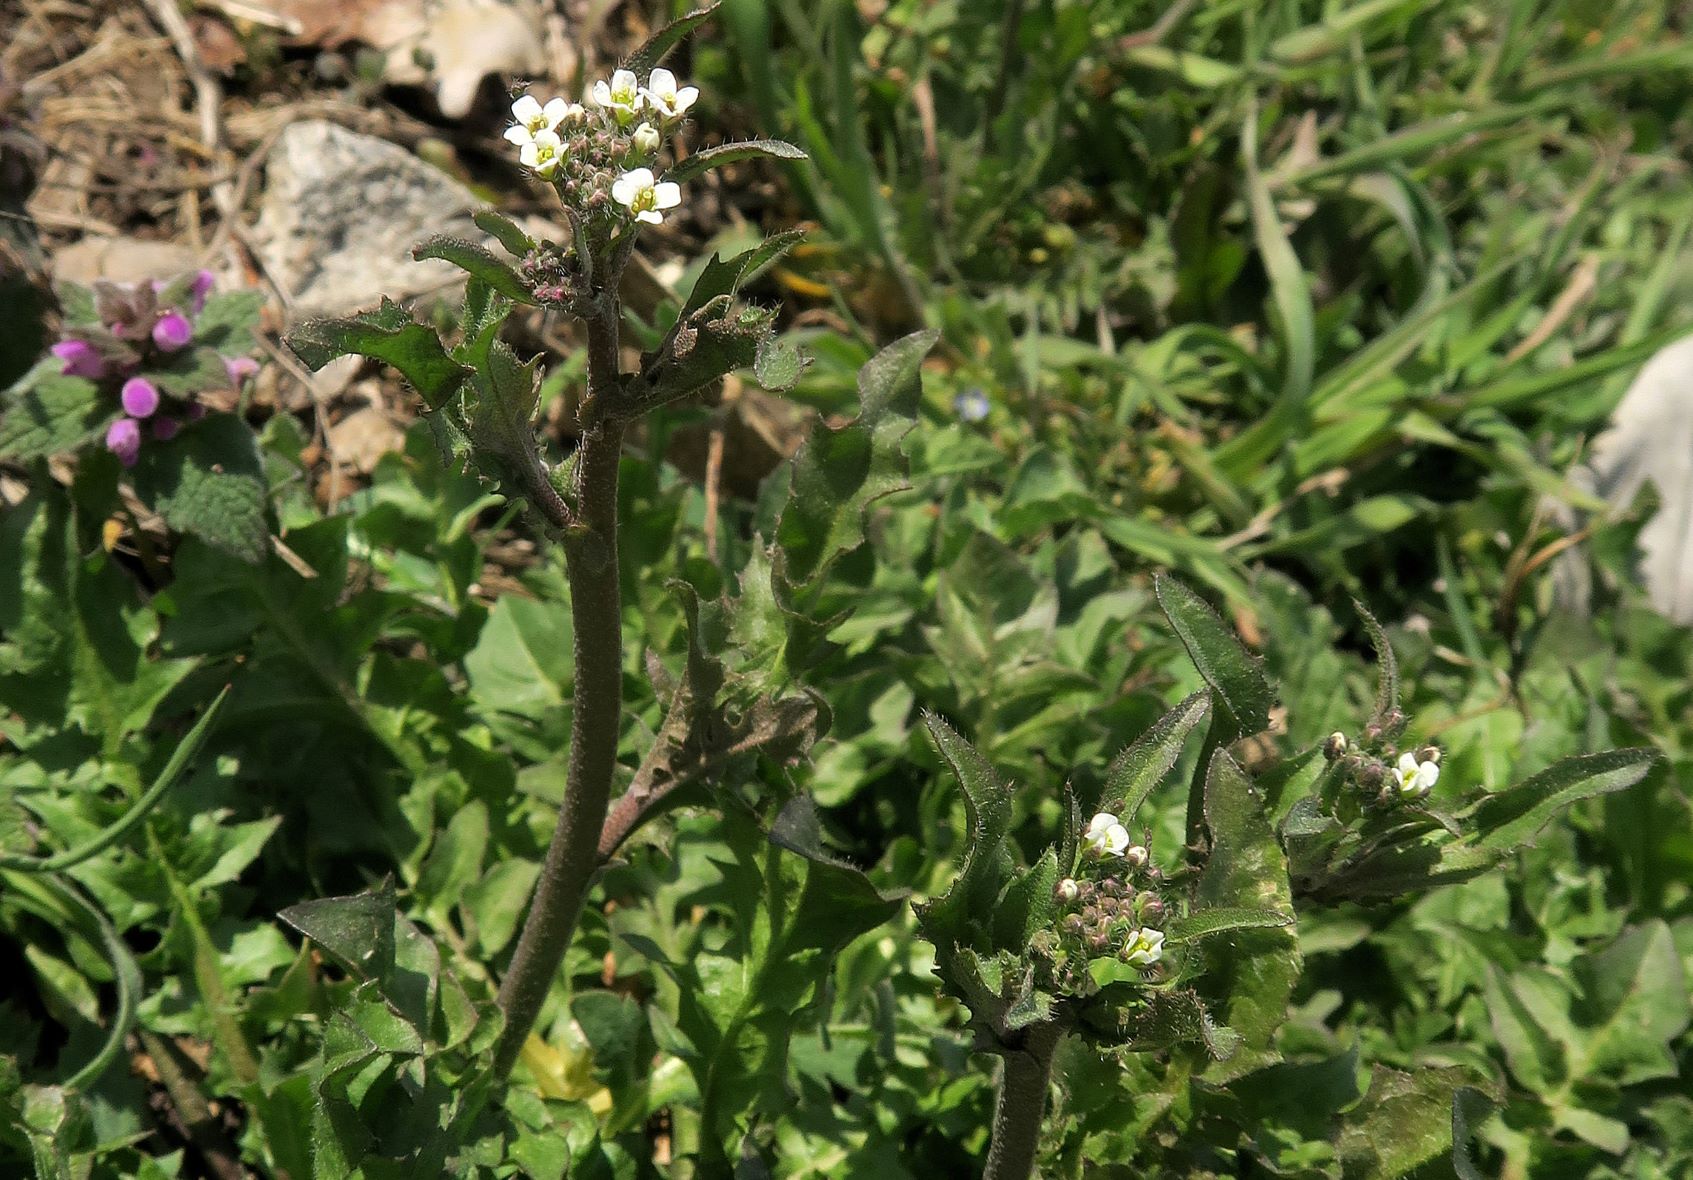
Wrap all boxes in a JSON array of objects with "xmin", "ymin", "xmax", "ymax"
[
  {"xmin": 255, "ymin": 120, "xmax": 483, "ymax": 317},
  {"xmin": 1556, "ymin": 334, "xmax": 1693, "ymax": 622}
]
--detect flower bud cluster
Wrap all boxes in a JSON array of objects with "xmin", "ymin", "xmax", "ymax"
[
  {"xmin": 1325, "ymin": 726, "xmax": 1444, "ymax": 805},
  {"xmin": 1048, "ymin": 800, "xmax": 1172, "ymax": 983},
  {"xmin": 50, "ymin": 272, "xmax": 254, "ymax": 468},
  {"xmin": 1052, "ymin": 871, "xmax": 1168, "ymax": 974}
]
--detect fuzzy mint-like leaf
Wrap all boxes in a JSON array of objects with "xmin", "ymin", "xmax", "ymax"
[
  {"xmin": 148, "ymin": 347, "xmax": 231, "ymax": 399},
  {"xmin": 0, "ymin": 365, "xmax": 110, "ymax": 460},
  {"xmin": 132, "ymin": 413, "xmax": 269, "ymax": 563},
  {"xmin": 57, "ymin": 281, "xmax": 100, "ymax": 328},
  {"xmin": 1156, "ymin": 574, "xmax": 1274, "ymax": 737},
  {"xmin": 413, "ymin": 235, "xmax": 535, "ymax": 304},
  {"xmin": 665, "ymin": 139, "xmax": 807, "ymax": 186},
  {"xmin": 285, "ymin": 299, "xmax": 471, "ymax": 410},
  {"xmin": 191, "ymin": 290, "xmax": 264, "ymax": 355},
  {"xmin": 1196, "ymin": 750, "xmax": 1300, "ymax": 1081},
  {"xmin": 774, "ymin": 329, "xmax": 939, "ymax": 595}
]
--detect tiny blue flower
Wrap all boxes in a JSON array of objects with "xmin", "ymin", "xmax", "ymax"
[{"xmin": 954, "ymin": 388, "xmax": 990, "ymax": 422}]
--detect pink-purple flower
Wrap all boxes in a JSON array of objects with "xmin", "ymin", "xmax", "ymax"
[
  {"xmin": 105, "ymin": 418, "xmax": 142, "ymax": 467},
  {"xmin": 225, "ymin": 356, "xmax": 259, "ymax": 386},
  {"xmin": 121, "ymin": 377, "xmax": 160, "ymax": 418},
  {"xmin": 190, "ymin": 269, "xmax": 215, "ymax": 313},
  {"xmin": 51, "ymin": 339, "xmax": 104, "ymax": 379},
  {"xmin": 151, "ymin": 417, "xmax": 181, "ymax": 441},
  {"xmin": 152, "ymin": 313, "xmax": 193, "ymax": 352}
]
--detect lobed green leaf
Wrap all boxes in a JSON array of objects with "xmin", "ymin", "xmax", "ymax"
[{"xmin": 285, "ymin": 299, "xmax": 471, "ymax": 410}]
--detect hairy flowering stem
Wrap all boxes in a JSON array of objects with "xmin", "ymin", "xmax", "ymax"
[
  {"xmin": 982, "ymin": 1019, "xmax": 1063, "ymax": 1180},
  {"xmin": 491, "ymin": 311, "xmax": 628, "ymax": 1079}
]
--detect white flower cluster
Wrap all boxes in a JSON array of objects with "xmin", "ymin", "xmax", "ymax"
[
  {"xmin": 591, "ymin": 67, "xmax": 699, "ymax": 125},
  {"xmin": 503, "ymin": 95, "xmax": 585, "ymax": 179},
  {"xmin": 503, "ymin": 68, "xmax": 699, "ymax": 227}
]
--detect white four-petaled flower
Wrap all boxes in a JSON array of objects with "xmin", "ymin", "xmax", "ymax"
[
  {"xmin": 593, "ymin": 68, "xmax": 645, "ymax": 124},
  {"xmin": 1083, "ymin": 811, "xmax": 1132, "ymax": 859},
  {"xmin": 505, "ymin": 95, "xmax": 571, "ymax": 148},
  {"xmin": 1394, "ymin": 751, "xmax": 1440, "ymax": 799},
  {"xmin": 520, "ymin": 129, "xmax": 565, "ymax": 178},
  {"xmin": 611, "ymin": 167, "xmax": 681, "ymax": 224},
  {"xmin": 644, "ymin": 67, "xmax": 699, "ymax": 121},
  {"xmin": 1122, "ymin": 927, "xmax": 1165, "ymax": 968}
]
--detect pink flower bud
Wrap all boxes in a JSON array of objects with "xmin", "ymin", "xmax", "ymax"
[
  {"xmin": 185, "ymin": 403, "xmax": 207, "ymax": 422},
  {"xmin": 105, "ymin": 417, "xmax": 142, "ymax": 467},
  {"xmin": 51, "ymin": 339, "xmax": 104, "ymax": 378},
  {"xmin": 190, "ymin": 269, "xmax": 216, "ymax": 312},
  {"xmin": 121, "ymin": 377, "xmax": 160, "ymax": 418},
  {"xmin": 224, "ymin": 355, "xmax": 259, "ymax": 386},
  {"xmin": 151, "ymin": 417, "xmax": 180, "ymax": 441},
  {"xmin": 152, "ymin": 312, "xmax": 193, "ymax": 352}
]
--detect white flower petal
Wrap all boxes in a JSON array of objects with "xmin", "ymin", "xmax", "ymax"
[
  {"xmin": 1085, "ymin": 812, "xmax": 1119, "ymax": 839},
  {"xmin": 653, "ymin": 181, "xmax": 681, "ymax": 209},
  {"xmin": 519, "ymin": 143, "xmax": 539, "ymax": 167},
  {"xmin": 542, "ymin": 97, "xmax": 569, "ymax": 127},
  {"xmin": 610, "ymin": 178, "xmax": 637, "ymax": 206},
  {"xmin": 591, "ymin": 80, "xmax": 612, "ymax": 106},
  {"xmin": 648, "ymin": 67, "xmax": 677, "ymax": 99},
  {"xmin": 611, "ymin": 68, "xmax": 638, "ymax": 92},
  {"xmin": 1397, "ymin": 752, "xmax": 1420, "ymax": 774},
  {"xmin": 512, "ymin": 94, "xmax": 543, "ymax": 122},
  {"xmin": 674, "ymin": 86, "xmax": 699, "ymax": 113},
  {"xmin": 504, "ymin": 125, "xmax": 531, "ymax": 146},
  {"xmin": 636, "ymin": 209, "xmax": 663, "ymax": 224}
]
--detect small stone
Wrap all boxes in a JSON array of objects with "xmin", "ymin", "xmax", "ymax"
[{"xmin": 254, "ymin": 120, "xmax": 487, "ymax": 316}]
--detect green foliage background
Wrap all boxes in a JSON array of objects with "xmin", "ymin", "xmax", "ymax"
[{"xmin": 3, "ymin": 0, "xmax": 1693, "ymax": 1176}]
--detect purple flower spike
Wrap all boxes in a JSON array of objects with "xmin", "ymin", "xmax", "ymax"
[
  {"xmin": 152, "ymin": 312, "xmax": 193, "ymax": 351},
  {"xmin": 151, "ymin": 417, "xmax": 181, "ymax": 441},
  {"xmin": 191, "ymin": 269, "xmax": 216, "ymax": 312},
  {"xmin": 105, "ymin": 418, "xmax": 142, "ymax": 467},
  {"xmin": 224, "ymin": 355, "xmax": 259, "ymax": 386},
  {"xmin": 51, "ymin": 339, "xmax": 105, "ymax": 378},
  {"xmin": 121, "ymin": 376, "xmax": 161, "ymax": 418}
]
